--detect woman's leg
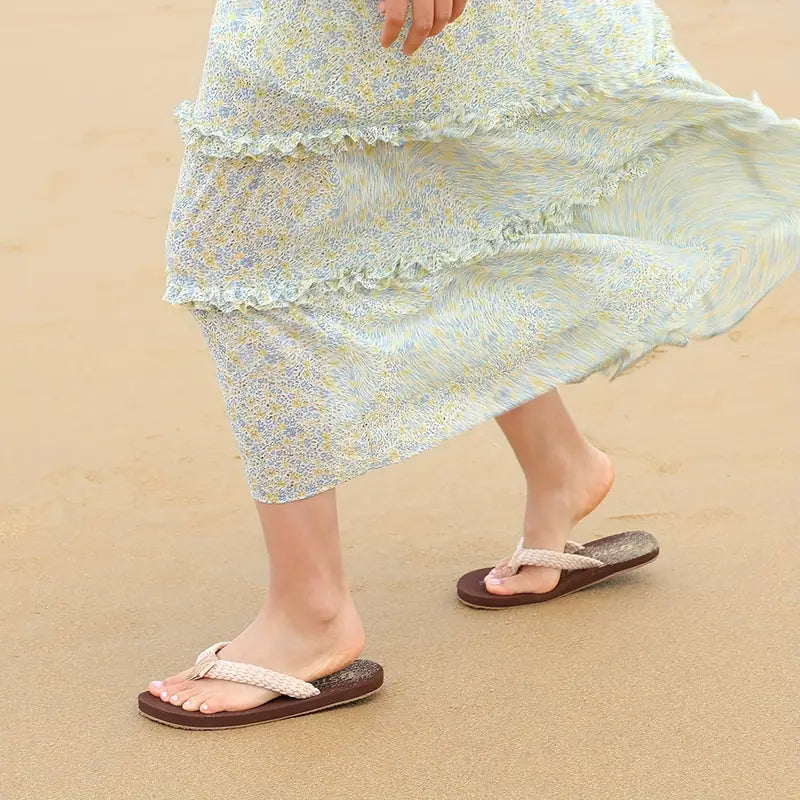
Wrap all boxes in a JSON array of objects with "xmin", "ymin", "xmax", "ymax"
[
  {"xmin": 487, "ymin": 390, "xmax": 615, "ymax": 596},
  {"xmin": 147, "ymin": 489, "xmax": 365, "ymax": 713}
]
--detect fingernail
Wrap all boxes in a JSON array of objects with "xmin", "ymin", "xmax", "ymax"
[
  {"xmin": 486, "ymin": 577, "xmax": 502, "ymax": 586},
  {"xmin": 160, "ymin": 690, "xmax": 169, "ymax": 700},
  {"xmin": 377, "ymin": 1, "xmax": 385, "ymax": 13},
  {"xmin": 152, "ymin": 680, "xmax": 163, "ymax": 688}
]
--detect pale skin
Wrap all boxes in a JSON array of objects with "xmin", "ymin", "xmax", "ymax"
[
  {"xmin": 147, "ymin": 390, "xmax": 615, "ymax": 713},
  {"xmin": 379, "ymin": 0, "xmax": 470, "ymax": 56}
]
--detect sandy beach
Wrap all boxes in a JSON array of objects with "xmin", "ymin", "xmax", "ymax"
[{"xmin": 2, "ymin": 1, "xmax": 798, "ymax": 798}]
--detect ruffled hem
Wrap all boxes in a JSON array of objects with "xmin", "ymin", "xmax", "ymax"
[
  {"xmin": 169, "ymin": 101, "xmax": 799, "ymax": 313},
  {"xmin": 175, "ymin": 54, "xmax": 679, "ymax": 161},
  {"xmin": 231, "ymin": 208, "xmax": 800, "ymax": 503},
  {"xmin": 165, "ymin": 133, "xmax": 684, "ymax": 312},
  {"xmin": 166, "ymin": 79, "xmax": 799, "ymax": 315}
]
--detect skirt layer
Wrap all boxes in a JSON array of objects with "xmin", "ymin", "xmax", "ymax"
[
  {"xmin": 165, "ymin": 77, "xmax": 800, "ymax": 313},
  {"xmin": 180, "ymin": 0, "xmax": 674, "ymax": 157},
  {"xmin": 168, "ymin": 2, "xmax": 800, "ymax": 502},
  {"xmin": 188, "ymin": 128, "xmax": 799, "ymax": 501}
]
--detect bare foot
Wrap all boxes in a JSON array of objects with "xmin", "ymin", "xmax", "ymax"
[
  {"xmin": 485, "ymin": 444, "xmax": 614, "ymax": 596},
  {"xmin": 146, "ymin": 597, "xmax": 365, "ymax": 714}
]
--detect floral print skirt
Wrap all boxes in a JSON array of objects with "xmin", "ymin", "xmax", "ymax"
[{"xmin": 167, "ymin": 0, "xmax": 800, "ymax": 503}]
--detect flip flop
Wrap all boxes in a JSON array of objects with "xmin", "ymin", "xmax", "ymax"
[
  {"xmin": 457, "ymin": 530, "xmax": 659, "ymax": 609},
  {"xmin": 137, "ymin": 641, "xmax": 384, "ymax": 730}
]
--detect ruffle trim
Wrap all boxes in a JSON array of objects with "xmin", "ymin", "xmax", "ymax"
[
  {"xmin": 163, "ymin": 128, "xmax": 683, "ymax": 312},
  {"xmin": 177, "ymin": 81, "xmax": 653, "ymax": 160},
  {"xmin": 175, "ymin": 32, "xmax": 680, "ymax": 161},
  {"xmin": 216, "ymin": 206, "xmax": 800, "ymax": 504},
  {"xmin": 165, "ymin": 96, "xmax": 798, "ymax": 313}
]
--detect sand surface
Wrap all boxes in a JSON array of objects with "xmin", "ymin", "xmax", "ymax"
[{"xmin": 2, "ymin": 2, "xmax": 798, "ymax": 798}]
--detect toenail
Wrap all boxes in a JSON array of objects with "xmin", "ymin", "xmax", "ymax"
[
  {"xmin": 152, "ymin": 681, "xmax": 163, "ymax": 688},
  {"xmin": 160, "ymin": 691, "xmax": 169, "ymax": 700},
  {"xmin": 201, "ymin": 703, "xmax": 209, "ymax": 712},
  {"xmin": 171, "ymin": 695, "xmax": 179, "ymax": 703},
  {"xmin": 486, "ymin": 577, "xmax": 502, "ymax": 586}
]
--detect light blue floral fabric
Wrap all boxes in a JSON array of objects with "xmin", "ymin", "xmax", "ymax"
[
  {"xmin": 167, "ymin": 0, "xmax": 800, "ymax": 502},
  {"xmin": 177, "ymin": 0, "xmax": 676, "ymax": 157}
]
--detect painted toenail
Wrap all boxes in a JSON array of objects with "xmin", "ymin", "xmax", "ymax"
[
  {"xmin": 486, "ymin": 577, "xmax": 502, "ymax": 586},
  {"xmin": 171, "ymin": 695, "xmax": 179, "ymax": 703},
  {"xmin": 201, "ymin": 703, "xmax": 209, "ymax": 712},
  {"xmin": 160, "ymin": 691, "xmax": 169, "ymax": 700},
  {"xmin": 152, "ymin": 681, "xmax": 163, "ymax": 688}
]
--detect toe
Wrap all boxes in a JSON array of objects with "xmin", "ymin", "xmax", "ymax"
[
  {"xmin": 199, "ymin": 698, "xmax": 222, "ymax": 714},
  {"xmin": 168, "ymin": 685, "xmax": 201, "ymax": 706},
  {"xmin": 163, "ymin": 668, "xmax": 194, "ymax": 686},
  {"xmin": 485, "ymin": 558, "xmax": 515, "ymax": 582},
  {"xmin": 485, "ymin": 566, "xmax": 561, "ymax": 596},
  {"xmin": 156, "ymin": 681, "xmax": 194, "ymax": 703},
  {"xmin": 493, "ymin": 564, "xmax": 516, "ymax": 580},
  {"xmin": 148, "ymin": 668, "xmax": 193, "ymax": 696},
  {"xmin": 181, "ymin": 692, "xmax": 205, "ymax": 712},
  {"xmin": 484, "ymin": 574, "xmax": 514, "ymax": 596}
]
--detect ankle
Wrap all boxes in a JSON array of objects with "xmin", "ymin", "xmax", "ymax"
[
  {"xmin": 522, "ymin": 438, "xmax": 601, "ymax": 489},
  {"xmin": 263, "ymin": 584, "xmax": 353, "ymax": 627},
  {"xmin": 523, "ymin": 457, "xmax": 576, "ymax": 496}
]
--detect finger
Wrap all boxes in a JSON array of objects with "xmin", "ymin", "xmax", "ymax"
[
  {"xmin": 403, "ymin": 0, "xmax": 433, "ymax": 55},
  {"xmin": 381, "ymin": 0, "xmax": 408, "ymax": 49},
  {"xmin": 429, "ymin": 0, "xmax": 452, "ymax": 37},
  {"xmin": 451, "ymin": 0, "xmax": 468, "ymax": 22}
]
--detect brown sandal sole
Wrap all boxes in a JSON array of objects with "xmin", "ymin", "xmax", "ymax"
[
  {"xmin": 137, "ymin": 659, "xmax": 383, "ymax": 730},
  {"xmin": 456, "ymin": 531, "xmax": 659, "ymax": 609}
]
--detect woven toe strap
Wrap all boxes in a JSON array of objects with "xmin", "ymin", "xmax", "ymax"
[
  {"xmin": 506, "ymin": 540, "xmax": 605, "ymax": 574},
  {"xmin": 185, "ymin": 642, "xmax": 321, "ymax": 700}
]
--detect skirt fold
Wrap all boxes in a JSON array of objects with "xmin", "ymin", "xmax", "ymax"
[{"xmin": 170, "ymin": 1, "xmax": 800, "ymax": 502}]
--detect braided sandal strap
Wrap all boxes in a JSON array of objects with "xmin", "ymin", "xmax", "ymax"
[
  {"xmin": 506, "ymin": 540, "xmax": 605, "ymax": 574},
  {"xmin": 185, "ymin": 642, "xmax": 321, "ymax": 699}
]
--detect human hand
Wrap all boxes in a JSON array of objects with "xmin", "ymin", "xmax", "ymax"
[{"xmin": 378, "ymin": 0, "xmax": 469, "ymax": 56}]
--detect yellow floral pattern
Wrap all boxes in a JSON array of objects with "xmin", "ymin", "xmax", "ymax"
[
  {"xmin": 167, "ymin": 0, "xmax": 800, "ymax": 503},
  {"xmin": 178, "ymin": 0, "xmax": 675, "ymax": 158}
]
